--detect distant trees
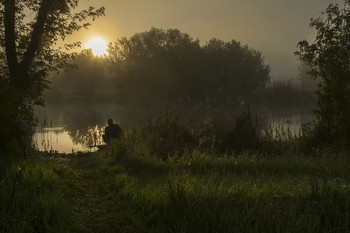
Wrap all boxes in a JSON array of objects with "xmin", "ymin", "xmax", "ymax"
[
  {"xmin": 298, "ymin": 62, "xmax": 317, "ymax": 93},
  {"xmin": 107, "ymin": 28, "xmax": 270, "ymax": 106},
  {"xmin": 45, "ymin": 28, "xmax": 270, "ymax": 107},
  {"xmin": 296, "ymin": 0, "xmax": 350, "ymax": 146},
  {"xmin": 46, "ymin": 50, "xmax": 109, "ymax": 102},
  {"xmin": 0, "ymin": 0, "xmax": 104, "ymax": 154}
]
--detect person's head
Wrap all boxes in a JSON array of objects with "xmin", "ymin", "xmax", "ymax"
[{"xmin": 107, "ymin": 119, "xmax": 113, "ymax": 125}]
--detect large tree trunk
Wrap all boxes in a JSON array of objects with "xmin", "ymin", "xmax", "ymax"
[
  {"xmin": 3, "ymin": 0, "xmax": 53, "ymax": 157},
  {"xmin": 4, "ymin": 0, "xmax": 18, "ymax": 79},
  {"xmin": 4, "ymin": 0, "xmax": 51, "ymax": 89}
]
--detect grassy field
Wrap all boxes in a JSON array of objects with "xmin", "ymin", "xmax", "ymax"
[
  {"xmin": 0, "ymin": 153, "xmax": 74, "ymax": 233},
  {"xmin": 2, "ymin": 136, "xmax": 350, "ymax": 232}
]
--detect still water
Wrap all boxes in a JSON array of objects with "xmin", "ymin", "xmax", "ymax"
[
  {"xmin": 34, "ymin": 103, "xmax": 155, "ymax": 153},
  {"xmin": 34, "ymin": 104, "xmax": 313, "ymax": 153},
  {"xmin": 34, "ymin": 125, "xmax": 104, "ymax": 153}
]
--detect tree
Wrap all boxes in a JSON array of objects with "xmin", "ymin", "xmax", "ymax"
[
  {"xmin": 0, "ymin": 0, "xmax": 104, "ymax": 154},
  {"xmin": 108, "ymin": 28, "xmax": 203, "ymax": 105},
  {"xmin": 46, "ymin": 50, "xmax": 109, "ymax": 102},
  {"xmin": 296, "ymin": 0, "xmax": 350, "ymax": 146},
  {"xmin": 202, "ymin": 38, "xmax": 270, "ymax": 104},
  {"xmin": 107, "ymin": 28, "xmax": 270, "ymax": 106}
]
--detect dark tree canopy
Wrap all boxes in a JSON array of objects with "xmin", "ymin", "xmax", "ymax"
[{"xmin": 107, "ymin": 28, "xmax": 270, "ymax": 106}]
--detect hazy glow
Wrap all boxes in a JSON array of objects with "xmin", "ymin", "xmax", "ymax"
[
  {"xmin": 85, "ymin": 37, "xmax": 108, "ymax": 56},
  {"xmin": 72, "ymin": 0, "xmax": 343, "ymax": 79}
]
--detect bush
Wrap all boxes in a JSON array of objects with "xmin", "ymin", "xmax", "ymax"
[
  {"xmin": 141, "ymin": 116, "xmax": 197, "ymax": 160},
  {"xmin": 216, "ymin": 108, "xmax": 269, "ymax": 153}
]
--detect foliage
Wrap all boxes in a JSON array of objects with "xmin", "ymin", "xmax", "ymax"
[
  {"xmin": 107, "ymin": 28, "xmax": 270, "ymax": 106},
  {"xmin": 66, "ymin": 144, "xmax": 350, "ymax": 233},
  {"xmin": 141, "ymin": 116, "xmax": 197, "ymax": 160},
  {"xmin": 102, "ymin": 111, "xmax": 301, "ymax": 159},
  {"xmin": 296, "ymin": 0, "xmax": 350, "ymax": 147},
  {"xmin": 4, "ymin": 123, "xmax": 350, "ymax": 232},
  {"xmin": 259, "ymin": 79, "xmax": 315, "ymax": 110},
  {"xmin": 217, "ymin": 108, "xmax": 268, "ymax": 153},
  {"xmin": 45, "ymin": 50, "xmax": 109, "ymax": 103},
  {"xmin": 0, "ymin": 0, "xmax": 105, "ymax": 156},
  {"xmin": 0, "ymin": 153, "xmax": 74, "ymax": 233}
]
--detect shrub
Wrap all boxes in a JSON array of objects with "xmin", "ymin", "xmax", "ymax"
[
  {"xmin": 217, "ymin": 108, "xmax": 268, "ymax": 153},
  {"xmin": 141, "ymin": 116, "xmax": 197, "ymax": 160}
]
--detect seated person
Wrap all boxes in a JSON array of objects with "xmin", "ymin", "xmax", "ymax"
[{"xmin": 103, "ymin": 119, "xmax": 122, "ymax": 143}]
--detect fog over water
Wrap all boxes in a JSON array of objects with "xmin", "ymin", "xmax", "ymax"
[
  {"xmin": 34, "ymin": 102, "xmax": 313, "ymax": 153},
  {"xmin": 34, "ymin": 27, "xmax": 317, "ymax": 153}
]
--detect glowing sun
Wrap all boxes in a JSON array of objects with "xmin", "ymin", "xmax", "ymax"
[{"xmin": 85, "ymin": 37, "xmax": 108, "ymax": 56}]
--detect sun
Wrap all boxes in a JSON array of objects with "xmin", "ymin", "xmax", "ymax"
[{"xmin": 85, "ymin": 37, "xmax": 108, "ymax": 56}]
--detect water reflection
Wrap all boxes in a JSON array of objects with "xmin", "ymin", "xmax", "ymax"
[
  {"xmin": 34, "ymin": 104, "xmax": 313, "ymax": 153},
  {"xmin": 34, "ymin": 123, "xmax": 105, "ymax": 153},
  {"xmin": 34, "ymin": 106, "xmax": 108, "ymax": 153},
  {"xmin": 269, "ymin": 113, "xmax": 312, "ymax": 140}
]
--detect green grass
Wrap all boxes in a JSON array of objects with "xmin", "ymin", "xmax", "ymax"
[
  {"xmin": 89, "ymin": 138, "xmax": 350, "ymax": 233},
  {"xmin": 2, "ymin": 138, "xmax": 350, "ymax": 232},
  {"xmin": 0, "ymin": 153, "xmax": 74, "ymax": 233}
]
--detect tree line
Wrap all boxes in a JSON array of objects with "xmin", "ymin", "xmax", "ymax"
[{"xmin": 47, "ymin": 28, "xmax": 271, "ymax": 107}]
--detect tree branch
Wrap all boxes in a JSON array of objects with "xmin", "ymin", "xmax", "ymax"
[
  {"xmin": 20, "ymin": 0, "xmax": 52, "ymax": 73},
  {"xmin": 4, "ymin": 0, "xmax": 18, "ymax": 77}
]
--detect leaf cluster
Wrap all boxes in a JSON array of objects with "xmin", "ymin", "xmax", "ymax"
[{"xmin": 296, "ymin": 0, "xmax": 350, "ymax": 147}]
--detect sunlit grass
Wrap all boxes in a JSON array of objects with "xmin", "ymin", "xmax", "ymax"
[
  {"xmin": 2, "ymin": 132, "xmax": 350, "ymax": 232},
  {"xmin": 0, "ymin": 153, "xmax": 74, "ymax": 233},
  {"xmin": 94, "ymin": 139, "xmax": 350, "ymax": 232}
]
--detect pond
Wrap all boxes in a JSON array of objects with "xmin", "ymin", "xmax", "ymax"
[
  {"xmin": 34, "ymin": 124, "xmax": 103, "ymax": 153},
  {"xmin": 33, "ymin": 103, "xmax": 313, "ymax": 153}
]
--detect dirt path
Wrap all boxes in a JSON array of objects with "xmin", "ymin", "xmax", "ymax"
[{"xmin": 52, "ymin": 154, "xmax": 124, "ymax": 233}]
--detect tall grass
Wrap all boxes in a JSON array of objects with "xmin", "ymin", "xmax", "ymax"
[
  {"xmin": 2, "ymin": 112, "xmax": 349, "ymax": 232},
  {"xmin": 258, "ymin": 79, "xmax": 315, "ymax": 111},
  {"xmin": 136, "ymin": 108, "xmax": 305, "ymax": 159},
  {"xmin": 95, "ymin": 132, "xmax": 350, "ymax": 233},
  {"xmin": 0, "ymin": 152, "xmax": 74, "ymax": 233}
]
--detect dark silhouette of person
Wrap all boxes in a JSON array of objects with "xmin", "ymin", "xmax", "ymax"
[{"xmin": 103, "ymin": 119, "xmax": 122, "ymax": 143}]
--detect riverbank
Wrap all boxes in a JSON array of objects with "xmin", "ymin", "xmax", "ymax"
[{"xmin": 2, "ymin": 142, "xmax": 350, "ymax": 232}]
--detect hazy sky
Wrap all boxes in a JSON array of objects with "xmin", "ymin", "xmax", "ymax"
[{"xmin": 71, "ymin": 0, "xmax": 344, "ymax": 80}]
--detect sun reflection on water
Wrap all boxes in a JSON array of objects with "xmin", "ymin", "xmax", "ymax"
[{"xmin": 34, "ymin": 125, "xmax": 103, "ymax": 154}]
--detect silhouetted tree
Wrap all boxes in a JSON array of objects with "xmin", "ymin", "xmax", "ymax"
[
  {"xmin": 107, "ymin": 28, "xmax": 270, "ymax": 106},
  {"xmin": 0, "ymin": 0, "xmax": 104, "ymax": 155},
  {"xmin": 202, "ymin": 38, "xmax": 270, "ymax": 104},
  {"xmin": 46, "ymin": 50, "xmax": 109, "ymax": 102},
  {"xmin": 296, "ymin": 0, "xmax": 350, "ymax": 146},
  {"xmin": 107, "ymin": 28, "xmax": 203, "ymax": 105}
]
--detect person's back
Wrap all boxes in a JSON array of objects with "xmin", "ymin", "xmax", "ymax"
[{"xmin": 103, "ymin": 119, "xmax": 122, "ymax": 143}]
